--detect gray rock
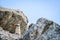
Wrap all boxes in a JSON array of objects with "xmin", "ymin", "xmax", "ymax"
[
  {"xmin": 23, "ymin": 18, "xmax": 60, "ymax": 40},
  {"xmin": 0, "ymin": 7, "xmax": 60, "ymax": 40}
]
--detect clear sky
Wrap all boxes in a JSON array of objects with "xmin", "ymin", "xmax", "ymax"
[{"xmin": 0, "ymin": 0, "xmax": 60, "ymax": 24}]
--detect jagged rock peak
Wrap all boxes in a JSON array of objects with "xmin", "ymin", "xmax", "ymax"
[
  {"xmin": 36, "ymin": 17, "xmax": 53, "ymax": 24},
  {"xmin": 23, "ymin": 18, "xmax": 60, "ymax": 40}
]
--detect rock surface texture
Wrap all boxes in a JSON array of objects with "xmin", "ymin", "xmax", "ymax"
[
  {"xmin": 23, "ymin": 18, "xmax": 60, "ymax": 40},
  {"xmin": 0, "ymin": 7, "xmax": 60, "ymax": 40},
  {"xmin": 0, "ymin": 7, "xmax": 28, "ymax": 40}
]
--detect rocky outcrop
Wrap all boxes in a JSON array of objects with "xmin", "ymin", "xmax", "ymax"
[
  {"xmin": 23, "ymin": 18, "xmax": 60, "ymax": 40},
  {"xmin": 0, "ymin": 7, "xmax": 28, "ymax": 40},
  {"xmin": 0, "ymin": 7, "xmax": 60, "ymax": 40}
]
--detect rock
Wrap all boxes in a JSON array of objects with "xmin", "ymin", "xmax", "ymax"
[
  {"xmin": 0, "ymin": 27, "xmax": 23, "ymax": 40},
  {"xmin": 23, "ymin": 18, "xmax": 60, "ymax": 40},
  {"xmin": 0, "ymin": 7, "xmax": 60, "ymax": 40},
  {"xmin": 0, "ymin": 7, "xmax": 28, "ymax": 40}
]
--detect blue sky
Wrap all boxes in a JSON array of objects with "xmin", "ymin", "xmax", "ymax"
[{"xmin": 0, "ymin": 0, "xmax": 60, "ymax": 24}]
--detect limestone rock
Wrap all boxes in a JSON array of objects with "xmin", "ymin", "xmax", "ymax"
[
  {"xmin": 23, "ymin": 18, "xmax": 60, "ymax": 40},
  {"xmin": 0, "ymin": 7, "xmax": 28, "ymax": 40},
  {"xmin": 0, "ymin": 7, "xmax": 60, "ymax": 40}
]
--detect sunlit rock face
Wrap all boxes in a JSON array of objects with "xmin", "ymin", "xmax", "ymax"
[
  {"xmin": 23, "ymin": 18, "xmax": 60, "ymax": 40},
  {"xmin": 0, "ymin": 7, "xmax": 28, "ymax": 40},
  {"xmin": 0, "ymin": 7, "xmax": 60, "ymax": 40}
]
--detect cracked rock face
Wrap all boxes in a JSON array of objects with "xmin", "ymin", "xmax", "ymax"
[
  {"xmin": 0, "ymin": 7, "xmax": 28, "ymax": 40},
  {"xmin": 23, "ymin": 18, "xmax": 60, "ymax": 40}
]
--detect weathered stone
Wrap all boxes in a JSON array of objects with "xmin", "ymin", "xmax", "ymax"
[
  {"xmin": 23, "ymin": 18, "xmax": 60, "ymax": 40},
  {"xmin": 0, "ymin": 7, "xmax": 28, "ymax": 40},
  {"xmin": 0, "ymin": 7, "xmax": 60, "ymax": 40}
]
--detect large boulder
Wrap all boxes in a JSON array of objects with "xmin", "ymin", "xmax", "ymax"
[
  {"xmin": 0, "ymin": 7, "xmax": 28, "ymax": 40},
  {"xmin": 23, "ymin": 18, "xmax": 60, "ymax": 40}
]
